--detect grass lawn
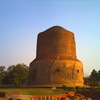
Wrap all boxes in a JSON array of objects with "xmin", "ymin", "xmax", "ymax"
[{"xmin": 0, "ymin": 88, "xmax": 65, "ymax": 96}]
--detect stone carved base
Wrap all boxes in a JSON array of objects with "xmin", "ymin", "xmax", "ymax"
[{"xmin": 28, "ymin": 59, "xmax": 84, "ymax": 86}]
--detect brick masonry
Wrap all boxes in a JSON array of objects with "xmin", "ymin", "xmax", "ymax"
[{"xmin": 28, "ymin": 26, "xmax": 84, "ymax": 86}]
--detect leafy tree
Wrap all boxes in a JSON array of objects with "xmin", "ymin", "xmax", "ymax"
[
  {"xmin": 97, "ymin": 70, "xmax": 100, "ymax": 82},
  {"xmin": 7, "ymin": 65, "xmax": 16, "ymax": 72},
  {"xmin": 89, "ymin": 69, "xmax": 99, "ymax": 86},
  {"xmin": 90, "ymin": 69, "xmax": 98, "ymax": 78},
  {"xmin": 2, "ymin": 64, "xmax": 29, "ymax": 85},
  {"xmin": 62, "ymin": 85, "xmax": 67, "ymax": 90},
  {"xmin": 0, "ymin": 66, "xmax": 5, "ymax": 73},
  {"xmin": 0, "ymin": 66, "xmax": 6, "ymax": 84}
]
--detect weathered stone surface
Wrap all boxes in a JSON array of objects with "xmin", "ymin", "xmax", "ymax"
[
  {"xmin": 36, "ymin": 26, "xmax": 76, "ymax": 60},
  {"xmin": 29, "ymin": 60, "xmax": 83, "ymax": 86},
  {"xmin": 0, "ymin": 92, "xmax": 19, "ymax": 98},
  {"xmin": 28, "ymin": 26, "xmax": 84, "ymax": 86},
  {"xmin": 0, "ymin": 92, "xmax": 93, "ymax": 100}
]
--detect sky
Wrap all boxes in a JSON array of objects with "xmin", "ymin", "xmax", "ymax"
[{"xmin": 0, "ymin": 0, "xmax": 100, "ymax": 76}]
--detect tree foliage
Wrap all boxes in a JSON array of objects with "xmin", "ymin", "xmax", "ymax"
[
  {"xmin": 2, "ymin": 64, "xmax": 29, "ymax": 85},
  {"xmin": 0, "ymin": 66, "xmax": 6, "ymax": 84},
  {"xmin": 90, "ymin": 69, "xmax": 100, "ymax": 82},
  {"xmin": 84, "ymin": 69, "xmax": 100, "ymax": 86}
]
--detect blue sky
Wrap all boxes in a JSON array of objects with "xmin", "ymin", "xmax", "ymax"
[{"xmin": 0, "ymin": 0, "xmax": 100, "ymax": 76}]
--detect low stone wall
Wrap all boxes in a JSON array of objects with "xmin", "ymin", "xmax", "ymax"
[
  {"xmin": 0, "ymin": 92, "xmax": 19, "ymax": 98},
  {"xmin": 0, "ymin": 92, "xmax": 92, "ymax": 100},
  {"xmin": 0, "ymin": 98, "xmax": 9, "ymax": 100}
]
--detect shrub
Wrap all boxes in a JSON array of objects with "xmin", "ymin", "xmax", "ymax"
[{"xmin": 62, "ymin": 85, "xmax": 67, "ymax": 90}]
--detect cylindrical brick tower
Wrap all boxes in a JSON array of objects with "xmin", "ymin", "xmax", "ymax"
[
  {"xmin": 28, "ymin": 26, "xmax": 84, "ymax": 86},
  {"xmin": 36, "ymin": 26, "xmax": 76, "ymax": 60}
]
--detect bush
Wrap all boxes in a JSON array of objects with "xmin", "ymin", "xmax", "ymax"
[
  {"xmin": 62, "ymin": 85, "xmax": 67, "ymax": 90},
  {"xmin": 75, "ymin": 86, "xmax": 79, "ymax": 90},
  {"xmin": 66, "ymin": 87, "xmax": 75, "ymax": 91}
]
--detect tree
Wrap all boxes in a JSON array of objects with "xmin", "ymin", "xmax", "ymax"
[
  {"xmin": 90, "ymin": 69, "xmax": 98, "ymax": 80},
  {"xmin": 7, "ymin": 65, "xmax": 16, "ymax": 72},
  {"xmin": 90, "ymin": 69, "xmax": 97, "ymax": 78},
  {"xmin": 0, "ymin": 66, "xmax": 6, "ymax": 84},
  {"xmin": 0, "ymin": 66, "xmax": 5, "ymax": 73},
  {"xmin": 97, "ymin": 70, "xmax": 100, "ymax": 82},
  {"xmin": 2, "ymin": 64, "xmax": 29, "ymax": 85},
  {"xmin": 89, "ymin": 69, "xmax": 98, "ymax": 86}
]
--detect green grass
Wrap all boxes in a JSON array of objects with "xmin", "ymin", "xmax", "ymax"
[
  {"xmin": 0, "ymin": 87, "xmax": 100, "ymax": 97},
  {"xmin": 0, "ymin": 88, "xmax": 65, "ymax": 96}
]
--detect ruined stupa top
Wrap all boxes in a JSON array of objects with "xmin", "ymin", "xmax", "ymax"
[
  {"xmin": 36, "ymin": 26, "xmax": 77, "ymax": 60},
  {"xmin": 40, "ymin": 26, "xmax": 74, "ymax": 35}
]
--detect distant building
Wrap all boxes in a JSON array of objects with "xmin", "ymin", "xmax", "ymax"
[{"xmin": 28, "ymin": 26, "xmax": 84, "ymax": 86}]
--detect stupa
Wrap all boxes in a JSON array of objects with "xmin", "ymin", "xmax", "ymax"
[{"xmin": 28, "ymin": 26, "xmax": 84, "ymax": 86}]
